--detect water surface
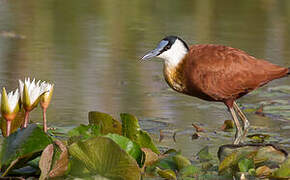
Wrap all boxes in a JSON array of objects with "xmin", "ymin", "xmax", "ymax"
[{"xmin": 0, "ymin": 0, "xmax": 289, "ymax": 155}]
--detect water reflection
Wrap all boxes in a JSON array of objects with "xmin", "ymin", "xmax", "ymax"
[{"xmin": 0, "ymin": 0, "xmax": 289, "ymax": 154}]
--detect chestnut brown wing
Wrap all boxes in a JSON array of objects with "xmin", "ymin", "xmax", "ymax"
[{"xmin": 185, "ymin": 45, "xmax": 288, "ymax": 101}]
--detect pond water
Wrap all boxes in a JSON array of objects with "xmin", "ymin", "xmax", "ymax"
[{"xmin": 0, "ymin": 0, "xmax": 289, "ymax": 156}]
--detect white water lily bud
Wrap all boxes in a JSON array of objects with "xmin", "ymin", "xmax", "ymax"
[
  {"xmin": 1, "ymin": 87, "xmax": 20, "ymax": 121},
  {"xmin": 40, "ymin": 82, "xmax": 54, "ymax": 109},
  {"xmin": 1, "ymin": 87, "xmax": 21, "ymax": 136}
]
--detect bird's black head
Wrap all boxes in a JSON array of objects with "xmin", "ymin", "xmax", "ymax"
[
  {"xmin": 141, "ymin": 36, "xmax": 189, "ymax": 61},
  {"xmin": 162, "ymin": 36, "xmax": 189, "ymax": 51}
]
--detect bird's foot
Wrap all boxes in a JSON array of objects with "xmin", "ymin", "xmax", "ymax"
[
  {"xmin": 233, "ymin": 138, "xmax": 242, "ymax": 145},
  {"xmin": 233, "ymin": 131, "xmax": 244, "ymax": 145}
]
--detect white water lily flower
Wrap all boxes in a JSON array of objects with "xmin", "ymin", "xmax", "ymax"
[
  {"xmin": 19, "ymin": 77, "xmax": 51, "ymax": 129},
  {"xmin": 1, "ymin": 87, "xmax": 21, "ymax": 136},
  {"xmin": 19, "ymin": 78, "xmax": 49, "ymax": 111}
]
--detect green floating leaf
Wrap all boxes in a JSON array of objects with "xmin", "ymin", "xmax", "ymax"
[
  {"xmin": 238, "ymin": 158, "xmax": 254, "ymax": 172},
  {"xmin": 172, "ymin": 154, "xmax": 191, "ymax": 171},
  {"xmin": 138, "ymin": 130, "xmax": 160, "ymax": 154},
  {"xmin": 0, "ymin": 124, "xmax": 53, "ymax": 171},
  {"xmin": 69, "ymin": 136, "xmax": 141, "ymax": 180},
  {"xmin": 69, "ymin": 158, "xmax": 90, "ymax": 178},
  {"xmin": 247, "ymin": 134, "xmax": 270, "ymax": 143},
  {"xmin": 248, "ymin": 168, "xmax": 256, "ymax": 176},
  {"xmin": 121, "ymin": 113, "xmax": 159, "ymax": 154},
  {"xmin": 196, "ymin": 146, "xmax": 213, "ymax": 162},
  {"xmin": 201, "ymin": 162, "xmax": 214, "ymax": 171},
  {"xmin": 156, "ymin": 168, "xmax": 177, "ymax": 180},
  {"xmin": 183, "ymin": 178, "xmax": 195, "ymax": 180},
  {"xmin": 88, "ymin": 111, "xmax": 122, "ymax": 135},
  {"xmin": 164, "ymin": 149, "xmax": 178, "ymax": 155},
  {"xmin": 272, "ymin": 157, "xmax": 290, "ymax": 178},
  {"xmin": 221, "ymin": 120, "xmax": 234, "ymax": 131},
  {"xmin": 154, "ymin": 151, "xmax": 178, "ymax": 171},
  {"xmin": 218, "ymin": 151, "xmax": 238, "ymax": 174},
  {"xmin": 255, "ymin": 146, "xmax": 287, "ymax": 167},
  {"xmin": 105, "ymin": 133, "xmax": 143, "ymax": 166},
  {"xmin": 180, "ymin": 165, "xmax": 200, "ymax": 178},
  {"xmin": 198, "ymin": 173, "xmax": 232, "ymax": 180},
  {"xmin": 68, "ymin": 124, "xmax": 100, "ymax": 137},
  {"xmin": 121, "ymin": 113, "xmax": 140, "ymax": 139},
  {"xmin": 218, "ymin": 144, "xmax": 287, "ymax": 168},
  {"xmin": 67, "ymin": 124, "xmax": 101, "ymax": 144}
]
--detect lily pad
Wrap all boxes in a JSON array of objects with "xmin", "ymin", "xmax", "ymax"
[
  {"xmin": 156, "ymin": 168, "xmax": 177, "ymax": 180},
  {"xmin": 180, "ymin": 165, "xmax": 200, "ymax": 178},
  {"xmin": 201, "ymin": 162, "xmax": 214, "ymax": 171},
  {"xmin": 218, "ymin": 151, "xmax": 239, "ymax": 174},
  {"xmin": 67, "ymin": 124, "xmax": 101, "ymax": 144},
  {"xmin": 88, "ymin": 111, "xmax": 122, "ymax": 135},
  {"xmin": 247, "ymin": 134, "xmax": 270, "ymax": 143},
  {"xmin": 218, "ymin": 144, "xmax": 287, "ymax": 168},
  {"xmin": 196, "ymin": 146, "xmax": 213, "ymax": 162},
  {"xmin": 272, "ymin": 157, "xmax": 290, "ymax": 178},
  {"xmin": 104, "ymin": 133, "xmax": 143, "ymax": 166},
  {"xmin": 221, "ymin": 120, "xmax": 234, "ymax": 132},
  {"xmin": 69, "ymin": 136, "xmax": 141, "ymax": 180},
  {"xmin": 172, "ymin": 154, "xmax": 191, "ymax": 170},
  {"xmin": 39, "ymin": 140, "xmax": 69, "ymax": 180},
  {"xmin": 68, "ymin": 124, "xmax": 100, "ymax": 137},
  {"xmin": 0, "ymin": 124, "xmax": 53, "ymax": 171},
  {"xmin": 255, "ymin": 145, "xmax": 287, "ymax": 167},
  {"xmin": 121, "ymin": 113, "xmax": 159, "ymax": 154},
  {"xmin": 238, "ymin": 158, "xmax": 254, "ymax": 172}
]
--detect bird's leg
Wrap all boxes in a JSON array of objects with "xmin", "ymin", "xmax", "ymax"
[
  {"xmin": 229, "ymin": 107, "xmax": 243, "ymax": 144},
  {"xmin": 233, "ymin": 101, "xmax": 250, "ymax": 141}
]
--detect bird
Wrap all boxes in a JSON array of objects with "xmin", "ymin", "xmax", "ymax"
[{"xmin": 141, "ymin": 35, "xmax": 290, "ymax": 144}]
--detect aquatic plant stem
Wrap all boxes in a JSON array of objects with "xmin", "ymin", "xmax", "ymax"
[
  {"xmin": 6, "ymin": 120, "xmax": 11, "ymax": 136},
  {"xmin": 23, "ymin": 110, "xmax": 30, "ymax": 128},
  {"xmin": 42, "ymin": 108, "xmax": 47, "ymax": 132}
]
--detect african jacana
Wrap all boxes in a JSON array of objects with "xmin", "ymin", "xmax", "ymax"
[{"xmin": 141, "ymin": 36, "xmax": 290, "ymax": 144}]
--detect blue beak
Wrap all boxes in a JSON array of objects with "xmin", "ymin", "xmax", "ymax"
[{"xmin": 141, "ymin": 40, "xmax": 168, "ymax": 60}]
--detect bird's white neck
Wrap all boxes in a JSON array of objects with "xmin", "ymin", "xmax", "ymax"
[{"xmin": 158, "ymin": 39, "xmax": 188, "ymax": 68}]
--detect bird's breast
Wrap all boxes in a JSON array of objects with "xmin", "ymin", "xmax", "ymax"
[
  {"xmin": 163, "ymin": 63, "xmax": 187, "ymax": 93},
  {"xmin": 163, "ymin": 59, "xmax": 218, "ymax": 102}
]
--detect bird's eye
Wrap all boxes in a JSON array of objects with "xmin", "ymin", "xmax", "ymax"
[{"xmin": 164, "ymin": 45, "xmax": 170, "ymax": 50}]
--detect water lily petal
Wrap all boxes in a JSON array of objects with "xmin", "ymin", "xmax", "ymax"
[
  {"xmin": 19, "ymin": 78, "xmax": 51, "ymax": 111},
  {"xmin": 1, "ymin": 87, "xmax": 11, "ymax": 114}
]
